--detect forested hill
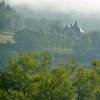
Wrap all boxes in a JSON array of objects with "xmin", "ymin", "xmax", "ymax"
[
  {"xmin": 0, "ymin": 1, "xmax": 100, "ymax": 68},
  {"xmin": 0, "ymin": 1, "xmax": 23, "ymax": 31}
]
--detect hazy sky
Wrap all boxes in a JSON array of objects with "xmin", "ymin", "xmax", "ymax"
[{"xmin": 8, "ymin": 0, "xmax": 100, "ymax": 14}]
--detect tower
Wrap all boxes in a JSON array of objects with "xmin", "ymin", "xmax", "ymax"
[{"xmin": 74, "ymin": 21, "xmax": 78, "ymax": 27}]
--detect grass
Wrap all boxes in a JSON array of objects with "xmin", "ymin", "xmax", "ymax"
[{"xmin": 0, "ymin": 31, "xmax": 15, "ymax": 44}]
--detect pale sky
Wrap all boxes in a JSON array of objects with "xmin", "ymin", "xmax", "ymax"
[{"xmin": 7, "ymin": 0, "xmax": 100, "ymax": 14}]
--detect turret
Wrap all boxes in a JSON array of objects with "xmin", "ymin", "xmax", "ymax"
[{"xmin": 74, "ymin": 21, "xmax": 78, "ymax": 27}]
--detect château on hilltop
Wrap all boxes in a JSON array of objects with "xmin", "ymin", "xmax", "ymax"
[{"xmin": 65, "ymin": 21, "xmax": 86, "ymax": 36}]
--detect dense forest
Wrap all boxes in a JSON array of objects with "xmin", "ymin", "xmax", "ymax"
[
  {"xmin": 0, "ymin": 0, "xmax": 100, "ymax": 99},
  {"xmin": 0, "ymin": 1, "xmax": 100, "ymax": 68},
  {"xmin": 0, "ymin": 1, "xmax": 23, "ymax": 31}
]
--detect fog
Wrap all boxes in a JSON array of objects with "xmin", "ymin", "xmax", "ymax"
[
  {"xmin": 7, "ymin": 0, "xmax": 100, "ymax": 15},
  {"xmin": 2, "ymin": 0, "xmax": 99, "ymax": 31}
]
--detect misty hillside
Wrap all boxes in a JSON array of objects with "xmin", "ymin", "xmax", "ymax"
[
  {"xmin": 0, "ymin": 1, "xmax": 100, "ymax": 68},
  {"xmin": 13, "ymin": 4, "xmax": 100, "ymax": 32}
]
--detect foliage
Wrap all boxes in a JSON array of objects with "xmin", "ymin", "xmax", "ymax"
[
  {"xmin": 0, "ymin": 1, "xmax": 23, "ymax": 31},
  {"xmin": 0, "ymin": 51, "xmax": 100, "ymax": 100}
]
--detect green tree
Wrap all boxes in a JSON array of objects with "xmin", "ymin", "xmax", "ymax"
[{"xmin": 0, "ymin": 51, "xmax": 100, "ymax": 100}]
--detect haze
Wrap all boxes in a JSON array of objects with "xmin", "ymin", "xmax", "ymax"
[{"xmin": 7, "ymin": 0, "xmax": 100, "ymax": 14}]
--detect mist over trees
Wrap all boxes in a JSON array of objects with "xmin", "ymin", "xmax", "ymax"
[
  {"xmin": 0, "ymin": 1, "xmax": 23, "ymax": 31},
  {"xmin": 0, "ymin": 1, "xmax": 100, "ymax": 67},
  {"xmin": 0, "ymin": 1, "xmax": 100, "ymax": 99}
]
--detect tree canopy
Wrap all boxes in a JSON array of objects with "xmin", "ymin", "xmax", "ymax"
[
  {"xmin": 0, "ymin": 1, "xmax": 23, "ymax": 31},
  {"xmin": 0, "ymin": 51, "xmax": 100, "ymax": 100}
]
